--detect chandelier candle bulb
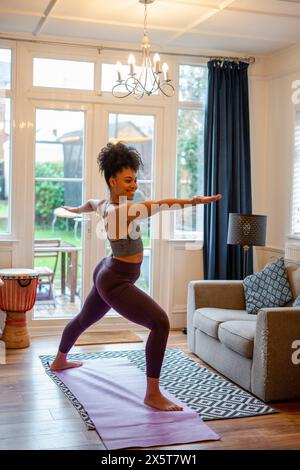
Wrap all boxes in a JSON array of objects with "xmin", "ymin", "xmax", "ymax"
[
  {"xmin": 162, "ymin": 62, "xmax": 169, "ymax": 81},
  {"xmin": 153, "ymin": 53, "xmax": 160, "ymax": 72},
  {"xmin": 116, "ymin": 62, "xmax": 123, "ymax": 81},
  {"xmin": 128, "ymin": 54, "xmax": 136, "ymax": 75}
]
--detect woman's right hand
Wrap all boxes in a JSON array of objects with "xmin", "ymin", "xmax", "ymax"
[
  {"xmin": 191, "ymin": 194, "xmax": 223, "ymax": 205},
  {"xmin": 62, "ymin": 206, "xmax": 81, "ymax": 214}
]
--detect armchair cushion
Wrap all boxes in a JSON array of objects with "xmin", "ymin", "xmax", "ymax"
[
  {"xmin": 218, "ymin": 321, "xmax": 256, "ymax": 358},
  {"xmin": 243, "ymin": 257, "xmax": 293, "ymax": 315},
  {"xmin": 193, "ymin": 307, "xmax": 256, "ymax": 339}
]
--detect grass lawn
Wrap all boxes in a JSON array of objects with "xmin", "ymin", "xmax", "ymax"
[
  {"xmin": 0, "ymin": 201, "xmax": 8, "ymax": 232},
  {"xmin": 0, "ymin": 201, "xmax": 8, "ymax": 217},
  {"xmin": 35, "ymin": 228, "xmax": 82, "ymax": 247}
]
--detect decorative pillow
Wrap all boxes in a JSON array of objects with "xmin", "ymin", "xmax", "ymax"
[
  {"xmin": 293, "ymin": 295, "xmax": 300, "ymax": 307},
  {"xmin": 243, "ymin": 257, "xmax": 293, "ymax": 315}
]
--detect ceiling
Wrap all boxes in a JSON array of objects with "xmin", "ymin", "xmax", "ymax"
[{"xmin": 1, "ymin": 0, "xmax": 300, "ymax": 55}]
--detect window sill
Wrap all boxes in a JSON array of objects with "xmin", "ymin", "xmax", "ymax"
[
  {"xmin": 167, "ymin": 238, "xmax": 203, "ymax": 242},
  {"xmin": 0, "ymin": 238, "xmax": 20, "ymax": 243},
  {"xmin": 286, "ymin": 234, "xmax": 300, "ymax": 241},
  {"xmin": 166, "ymin": 239, "xmax": 204, "ymax": 250}
]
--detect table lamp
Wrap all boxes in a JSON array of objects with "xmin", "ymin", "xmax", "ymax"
[{"xmin": 227, "ymin": 213, "xmax": 267, "ymax": 278}]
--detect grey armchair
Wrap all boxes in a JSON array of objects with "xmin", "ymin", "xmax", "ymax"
[{"xmin": 187, "ymin": 261, "xmax": 300, "ymax": 402}]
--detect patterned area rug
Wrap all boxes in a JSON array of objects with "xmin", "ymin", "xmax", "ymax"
[{"xmin": 40, "ymin": 348, "xmax": 278, "ymax": 430}]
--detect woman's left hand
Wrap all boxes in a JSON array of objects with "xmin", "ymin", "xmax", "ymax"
[
  {"xmin": 63, "ymin": 206, "xmax": 80, "ymax": 214},
  {"xmin": 192, "ymin": 194, "xmax": 222, "ymax": 205}
]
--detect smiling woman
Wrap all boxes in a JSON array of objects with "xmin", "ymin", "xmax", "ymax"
[
  {"xmin": 50, "ymin": 140, "xmax": 222, "ymax": 412},
  {"xmin": 96, "ymin": 142, "xmax": 145, "ymax": 262}
]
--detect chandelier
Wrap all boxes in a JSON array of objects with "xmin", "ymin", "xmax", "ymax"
[{"xmin": 112, "ymin": 0, "xmax": 174, "ymax": 99}]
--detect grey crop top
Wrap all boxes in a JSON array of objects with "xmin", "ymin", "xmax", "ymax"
[{"xmin": 102, "ymin": 201, "xmax": 143, "ymax": 257}]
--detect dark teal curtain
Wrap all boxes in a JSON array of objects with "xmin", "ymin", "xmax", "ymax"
[{"xmin": 203, "ymin": 60, "xmax": 253, "ymax": 280}]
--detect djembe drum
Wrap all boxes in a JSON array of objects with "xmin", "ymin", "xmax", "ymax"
[{"xmin": 0, "ymin": 269, "xmax": 39, "ymax": 349}]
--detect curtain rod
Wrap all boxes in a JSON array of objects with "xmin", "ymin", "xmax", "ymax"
[
  {"xmin": 101, "ymin": 45, "xmax": 255, "ymax": 64},
  {"xmin": 0, "ymin": 35, "xmax": 255, "ymax": 64}
]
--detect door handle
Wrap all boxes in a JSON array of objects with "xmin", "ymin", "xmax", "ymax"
[{"xmin": 84, "ymin": 219, "xmax": 92, "ymax": 239}]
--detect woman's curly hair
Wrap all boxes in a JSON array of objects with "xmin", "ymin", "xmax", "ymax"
[{"xmin": 97, "ymin": 142, "xmax": 144, "ymax": 188}]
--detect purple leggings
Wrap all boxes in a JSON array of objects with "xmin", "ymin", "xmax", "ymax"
[{"xmin": 59, "ymin": 255, "xmax": 170, "ymax": 378}]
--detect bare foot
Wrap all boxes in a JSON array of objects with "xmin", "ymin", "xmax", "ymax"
[
  {"xmin": 50, "ymin": 360, "xmax": 83, "ymax": 371},
  {"xmin": 144, "ymin": 393, "xmax": 183, "ymax": 412}
]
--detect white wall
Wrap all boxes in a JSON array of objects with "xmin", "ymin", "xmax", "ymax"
[
  {"xmin": 247, "ymin": 59, "xmax": 269, "ymax": 270},
  {"xmin": 263, "ymin": 43, "xmax": 300, "ymax": 251}
]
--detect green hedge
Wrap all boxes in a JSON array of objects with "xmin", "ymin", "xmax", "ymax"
[{"xmin": 35, "ymin": 162, "xmax": 71, "ymax": 230}]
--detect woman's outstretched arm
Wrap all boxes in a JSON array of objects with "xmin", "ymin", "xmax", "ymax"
[
  {"xmin": 63, "ymin": 199, "xmax": 103, "ymax": 214},
  {"xmin": 118, "ymin": 194, "xmax": 222, "ymax": 222}
]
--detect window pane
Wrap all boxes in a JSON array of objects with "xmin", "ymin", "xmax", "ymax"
[
  {"xmin": 34, "ymin": 180, "xmax": 82, "ymax": 320},
  {"xmin": 35, "ymin": 109, "xmax": 84, "ymax": 180},
  {"xmin": 34, "ymin": 109, "xmax": 85, "ymax": 320},
  {"xmin": 108, "ymin": 113, "xmax": 154, "ymax": 185},
  {"xmin": 35, "ymin": 180, "xmax": 82, "ymax": 228},
  {"xmin": 33, "ymin": 58, "xmax": 94, "ymax": 90},
  {"xmin": 175, "ymin": 108, "xmax": 205, "ymax": 237},
  {"xmin": 179, "ymin": 64, "xmax": 207, "ymax": 103},
  {"xmin": 0, "ymin": 97, "xmax": 11, "ymax": 232},
  {"xmin": 0, "ymin": 49, "xmax": 11, "ymax": 90}
]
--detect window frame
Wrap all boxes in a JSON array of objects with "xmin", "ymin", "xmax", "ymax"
[
  {"xmin": 24, "ymin": 44, "xmax": 100, "ymax": 98},
  {"xmin": 0, "ymin": 41, "xmax": 15, "ymax": 237}
]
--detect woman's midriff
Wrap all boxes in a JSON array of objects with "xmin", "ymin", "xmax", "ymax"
[
  {"xmin": 106, "ymin": 215, "xmax": 143, "ymax": 263},
  {"xmin": 113, "ymin": 251, "xmax": 143, "ymax": 263}
]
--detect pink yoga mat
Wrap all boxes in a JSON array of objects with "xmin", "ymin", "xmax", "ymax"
[{"xmin": 55, "ymin": 358, "xmax": 220, "ymax": 450}]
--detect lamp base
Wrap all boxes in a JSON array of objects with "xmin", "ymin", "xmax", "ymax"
[{"xmin": 243, "ymin": 245, "xmax": 250, "ymax": 278}]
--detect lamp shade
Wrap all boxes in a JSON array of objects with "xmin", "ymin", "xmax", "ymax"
[{"xmin": 227, "ymin": 213, "xmax": 267, "ymax": 246}]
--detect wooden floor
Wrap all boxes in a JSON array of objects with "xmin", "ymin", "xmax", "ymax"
[{"xmin": 0, "ymin": 331, "xmax": 300, "ymax": 450}]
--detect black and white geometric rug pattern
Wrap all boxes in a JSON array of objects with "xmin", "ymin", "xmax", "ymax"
[{"xmin": 40, "ymin": 348, "xmax": 277, "ymax": 430}]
